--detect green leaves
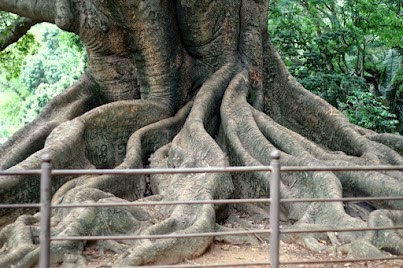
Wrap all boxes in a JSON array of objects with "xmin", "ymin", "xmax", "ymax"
[
  {"xmin": 300, "ymin": 73, "xmax": 365, "ymax": 106},
  {"xmin": 338, "ymin": 90, "xmax": 398, "ymax": 133},
  {"xmin": 269, "ymin": 0, "xmax": 401, "ymax": 133},
  {"xmin": 346, "ymin": 0, "xmax": 402, "ymax": 49},
  {"xmin": 0, "ymin": 12, "xmax": 39, "ymax": 80},
  {"xmin": 0, "ymin": 32, "xmax": 39, "ymax": 80},
  {"xmin": 0, "ymin": 24, "xmax": 86, "ymax": 141}
]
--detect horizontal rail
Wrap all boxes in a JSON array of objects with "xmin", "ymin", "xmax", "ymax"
[
  {"xmin": 2, "ymin": 153, "xmax": 403, "ymax": 268},
  {"xmin": 49, "ymin": 226, "xmax": 403, "ymax": 242},
  {"xmin": 140, "ymin": 257, "xmax": 403, "ymax": 268},
  {"xmin": 281, "ymin": 165, "xmax": 403, "ymax": 172},
  {"xmin": 2, "ymin": 196, "xmax": 401, "ymax": 210},
  {"xmin": 280, "ymin": 256, "xmax": 403, "ymax": 265},
  {"xmin": 142, "ymin": 261, "xmax": 272, "ymax": 268},
  {"xmin": 49, "ymin": 196, "xmax": 403, "ymax": 209},
  {"xmin": 52, "ymin": 198, "xmax": 272, "ymax": 208},
  {"xmin": 2, "ymin": 165, "xmax": 403, "ymax": 177},
  {"xmin": 50, "ymin": 230, "xmax": 271, "ymax": 241},
  {"xmin": 0, "ymin": 203, "xmax": 40, "ymax": 209},
  {"xmin": 51, "ymin": 166, "xmax": 273, "ymax": 176},
  {"xmin": 280, "ymin": 196, "xmax": 403, "ymax": 203},
  {"xmin": 281, "ymin": 225, "xmax": 403, "ymax": 234},
  {"xmin": 140, "ymin": 256, "xmax": 403, "ymax": 268},
  {"xmin": 0, "ymin": 170, "xmax": 41, "ymax": 175}
]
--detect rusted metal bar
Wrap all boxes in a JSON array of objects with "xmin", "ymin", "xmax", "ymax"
[
  {"xmin": 39, "ymin": 155, "xmax": 52, "ymax": 268},
  {"xmin": 269, "ymin": 151, "xmax": 281, "ymax": 268}
]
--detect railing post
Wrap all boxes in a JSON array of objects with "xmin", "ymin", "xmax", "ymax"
[
  {"xmin": 40, "ymin": 154, "xmax": 52, "ymax": 268},
  {"xmin": 270, "ymin": 150, "xmax": 281, "ymax": 268}
]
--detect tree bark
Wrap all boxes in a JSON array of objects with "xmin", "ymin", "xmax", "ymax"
[{"xmin": 1, "ymin": 0, "xmax": 403, "ymax": 266}]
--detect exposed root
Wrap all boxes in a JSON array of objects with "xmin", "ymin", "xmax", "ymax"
[
  {"xmin": 0, "ymin": 215, "xmax": 39, "ymax": 268},
  {"xmin": 52, "ymin": 102, "xmax": 193, "ymax": 206},
  {"xmin": 1, "ymin": 32, "xmax": 403, "ymax": 267},
  {"xmin": 2, "ymin": 58, "xmax": 403, "ymax": 265},
  {"xmin": 119, "ymin": 63, "xmax": 239, "ymax": 265},
  {"xmin": 219, "ymin": 59, "xmax": 403, "ymax": 258},
  {"xmin": 214, "ymin": 224, "xmax": 261, "ymax": 246},
  {"xmin": 368, "ymin": 210, "xmax": 403, "ymax": 255},
  {"xmin": 0, "ymin": 63, "xmax": 241, "ymax": 266},
  {"xmin": 0, "ymin": 99, "xmax": 171, "ymax": 226},
  {"xmin": 367, "ymin": 133, "xmax": 403, "ymax": 156}
]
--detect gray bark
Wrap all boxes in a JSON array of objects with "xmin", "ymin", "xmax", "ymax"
[{"xmin": 1, "ymin": 1, "xmax": 403, "ymax": 266}]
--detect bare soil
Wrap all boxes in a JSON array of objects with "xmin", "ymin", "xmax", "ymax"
[
  {"xmin": 82, "ymin": 240, "xmax": 403, "ymax": 267},
  {"xmin": 81, "ymin": 207, "xmax": 403, "ymax": 267}
]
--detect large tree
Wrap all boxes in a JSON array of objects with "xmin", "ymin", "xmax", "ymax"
[{"xmin": 1, "ymin": 1, "xmax": 403, "ymax": 266}]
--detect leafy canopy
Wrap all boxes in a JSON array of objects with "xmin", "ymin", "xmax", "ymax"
[
  {"xmin": 269, "ymin": 0, "xmax": 402, "ymax": 133},
  {"xmin": 0, "ymin": 21, "xmax": 86, "ymax": 142}
]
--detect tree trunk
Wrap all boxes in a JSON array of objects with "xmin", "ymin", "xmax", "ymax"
[
  {"xmin": 361, "ymin": 40, "xmax": 366, "ymax": 78},
  {"xmin": 1, "ymin": 1, "xmax": 403, "ymax": 266}
]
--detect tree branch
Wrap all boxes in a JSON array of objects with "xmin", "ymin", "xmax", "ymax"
[
  {"xmin": 0, "ymin": 0, "xmax": 55, "ymax": 23},
  {"xmin": 0, "ymin": 17, "xmax": 37, "ymax": 51},
  {"xmin": 0, "ymin": 81, "xmax": 26, "ymax": 101}
]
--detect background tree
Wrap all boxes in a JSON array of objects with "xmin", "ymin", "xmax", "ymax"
[
  {"xmin": 0, "ymin": 22, "xmax": 85, "ymax": 141},
  {"xmin": 384, "ymin": 47, "xmax": 403, "ymax": 134},
  {"xmin": 0, "ymin": 1, "xmax": 403, "ymax": 266},
  {"xmin": 269, "ymin": 0, "xmax": 402, "ymax": 133}
]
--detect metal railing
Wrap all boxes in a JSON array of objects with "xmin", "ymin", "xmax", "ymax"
[{"xmin": 1, "ymin": 151, "xmax": 403, "ymax": 267}]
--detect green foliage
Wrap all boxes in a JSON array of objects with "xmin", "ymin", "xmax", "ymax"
[
  {"xmin": 0, "ymin": 33, "xmax": 39, "ymax": 80},
  {"xmin": 391, "ymin": 67, "xmax": 403, "ymax": 98},
  {"xmin": 338, "ymin": 90, "xmax": 398, "ymax": 133},
  {"xmin": 20, "ymin": 30, "xmax": 85, "ymax": 93},
  {"xmin": 300, "ymin": 73, "xmax": 366, "ymax": 107},
  {"xmin": 0, "ymin": 24, "xmax": 86, "ymax": 142},
  {"xmin": 19, "ymin": 84, "xmax": 55, "ymax": 125},
  {"xmin": 387, "ymin": 66, "xmax": 403, "ymax": 133},
  {"xmin": 0, "ymin": 12, "xmax": 40, "ymax": 80},
  {"xmin": 269, "ymin": 0, "xmax": 401, "ymax": 133},
  {"xmin": 58, "ymin": 31, "xmax": 85, "ymax": 53},
  {"xmin": 0, "ymin": 92, "xmax": 23, "ymax": 140},
  {"xmin": 301, "ymin": 73, "xmax": 398, "ymax": 133},
  {"xmin": 346, "ymin": 0, "xmax": 402, "ymax": 49}
]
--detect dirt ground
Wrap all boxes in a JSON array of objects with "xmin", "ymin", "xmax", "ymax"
[
  {"xmin": 83, "ymin": 240, "xmax": 403, "ymax": 268},
  {"xmin": 81, "ymin": 206, "xmax": 403, "ymax": 267},
  {"xmin": 22, "ymin": 205, "xmax": 401, "ymax": 267}
]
